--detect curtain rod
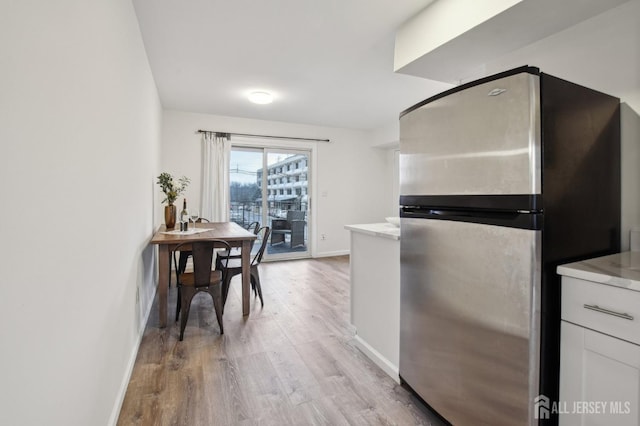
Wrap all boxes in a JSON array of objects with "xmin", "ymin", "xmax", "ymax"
[{"xmin": 197, "ymin": 129, "xmax": 330, "ymax": 143}]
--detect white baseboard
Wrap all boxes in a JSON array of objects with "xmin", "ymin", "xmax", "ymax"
[
  {"xmin": 314, "ymin": 249, "xmax": 350, "ymax": 258},
  {"xmin": 354, "ymin": 334, "xmax": 400, "ymax": 383},
  {"xmin": 107, "ymin": 286, "xmax": 156, "ymax": 426}
]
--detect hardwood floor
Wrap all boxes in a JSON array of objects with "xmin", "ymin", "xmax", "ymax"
[{"xmin": 117, "ymin": 256, "xmax": 445, "ymax": 426}]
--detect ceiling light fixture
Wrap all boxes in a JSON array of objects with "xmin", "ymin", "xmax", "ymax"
[{"xmin": 248, "ymin": 91, "xmax": 274, "ymax": 105}]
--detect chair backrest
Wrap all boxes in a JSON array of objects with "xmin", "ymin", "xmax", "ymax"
[
  {"xmin": 252, "ymin": 227, "xmax": 271, "ymax": 266},
  {"xmin": 246, "ymin": 221, "xmax": 260, "ymax": 234},
  {"xmin": 197, "ymin": 218, "xmax": 210, "ymax": 223},
  {"xmin": 176, "ymin": 239, "xmax": 230, "ymax": 287},
  {"xmin": 286, "ymin": 210, "xmax": 305, "ymax": 222}
]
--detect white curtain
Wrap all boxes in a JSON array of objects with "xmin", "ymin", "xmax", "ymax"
[{"xmin": 200, "ymin": 132, "xmax": 230, "ymax": 222}]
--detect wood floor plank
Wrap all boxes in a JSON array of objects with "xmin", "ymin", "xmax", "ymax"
[
  {"xmin": 212, "ymin": 357, "xmax": 253, "ymax": 425},
  {"xmin": 265, "ymin": 344, "xmax": 323, "ymax": 406},
  {"xmin": 117, "ymin": 256, "xmax": 445, "ymax": 426},
  {"xmin": 290, "ymin": 397, "xmax": 352, "ymax": 426},
  {"xmin": 233, "ymin": 351, "xmax": 291, "ymax": 418}
]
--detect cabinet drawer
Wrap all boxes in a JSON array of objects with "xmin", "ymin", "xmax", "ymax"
[{"xmin": 562, "ymin": 276, "xmax": 640, "ymax": 345}]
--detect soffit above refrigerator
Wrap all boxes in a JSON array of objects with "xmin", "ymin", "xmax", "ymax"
[{"xmin": 394, "ymin": 0, "xmax": 631, "ymax": 83}]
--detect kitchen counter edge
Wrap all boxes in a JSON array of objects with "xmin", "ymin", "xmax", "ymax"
[
  {"xmin": 557, "ymin": 251, "xmax": 640, "ymax": 292},
  {"xmin": 344, "ymin": 223, "xmax": 400, "ymax": 241}
]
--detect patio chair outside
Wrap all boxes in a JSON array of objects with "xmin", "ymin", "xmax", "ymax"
[{"xmin": 271, "ymin": 210, "xmax": 305, "ymax": 248}]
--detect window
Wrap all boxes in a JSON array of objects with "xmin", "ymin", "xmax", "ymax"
[{"xmin": 229, "ymin": 147, "xmax": 311, "ymax": 260}]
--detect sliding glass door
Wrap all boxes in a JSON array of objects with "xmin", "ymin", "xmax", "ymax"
[
  {"xmin": 229, "ymin": 147, "xmax": 311, "ymax": 260},
  {"xmin": 229, "ymin": 148, "xmax": 263, "ymax": 228}
]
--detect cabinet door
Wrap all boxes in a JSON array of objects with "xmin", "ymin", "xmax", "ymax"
[{"xmin": 560, "ymin": 321, "xmax": 640, "ymax": 426}]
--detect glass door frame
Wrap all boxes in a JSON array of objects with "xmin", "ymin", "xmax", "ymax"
[{"xmin": 229, "ymin": 140, "xmax": 315, "ymax": 261}]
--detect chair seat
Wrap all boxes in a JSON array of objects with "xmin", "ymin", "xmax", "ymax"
[{"xmin": 179, "ymin": 270, "xmax": 223, "ymax": 287}]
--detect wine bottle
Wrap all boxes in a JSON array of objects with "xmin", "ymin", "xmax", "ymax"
[{"xmin": 180, "ymin": 198, "xmax": 189, "ymax": 231}]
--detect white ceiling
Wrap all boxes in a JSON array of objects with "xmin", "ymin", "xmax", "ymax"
[{"xmin": 132, "ymin": 0, "xmax": 452, "ymax": 130}]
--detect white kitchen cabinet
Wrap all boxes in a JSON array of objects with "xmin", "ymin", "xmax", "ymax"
[
  {"xmin": 560, "ymin": 321, "xmax": 639, "ymax": 426},
  {"xmin": 558, "ymin": 252, "xmax": 640, "ymax": 426},
  {"xmin": 344, "ymin": 222, "xmax": 400, "ymax": 382}
]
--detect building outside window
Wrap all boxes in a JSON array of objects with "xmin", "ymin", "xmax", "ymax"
[{"xmin": 257, "ymin": 153, "xmax": 308, "ymax": 217}]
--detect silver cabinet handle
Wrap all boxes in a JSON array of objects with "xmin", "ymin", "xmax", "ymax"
[{"xmin": 584, "ymin": 304, "xmax": 634, "ymax": 321}]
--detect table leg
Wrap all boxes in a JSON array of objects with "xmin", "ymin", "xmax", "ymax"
[
  {"xmin": 158, "ymin": 245, "xmax": 169, "ymax": 327},
  {"xmin": 242, "ymin": 239, "xmax": 251, "ymax": 316}
]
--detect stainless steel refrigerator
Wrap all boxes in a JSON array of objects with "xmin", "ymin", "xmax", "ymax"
[{"xmin": 399, "ymin": 66, "xmax": 620, "ymax": 425}]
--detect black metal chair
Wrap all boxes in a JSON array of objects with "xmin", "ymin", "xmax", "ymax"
[
  {"xmin": 245, "ymin": 221, "xmax": 260, "ymax": 234},
  {"xmin": 215, "ymin": 221, "xmax": 260, "ymax": 269},
  {"xmin": 173, "ymin": 239, "xmax": 230, "ymax": 340},
  {"xmin": 175, "ymin": 218, "xmax": 211, "ymax": 277},
  {"xmin": 219, "ymin": 226, "xmax": 271, "ymax": 309}
]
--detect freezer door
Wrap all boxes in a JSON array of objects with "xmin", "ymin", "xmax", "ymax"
[
  {"xmin": 400, "ymin": 217, "xmax": 541, "ymax": 425},
  {"xmin": 400, "ymin": 71, "xmax": 541, "ymax": 196}
]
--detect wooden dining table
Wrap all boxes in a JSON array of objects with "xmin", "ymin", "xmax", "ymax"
[{"xmin": 150, "ymin": 221, "xmax": 257, "ymax": 327}]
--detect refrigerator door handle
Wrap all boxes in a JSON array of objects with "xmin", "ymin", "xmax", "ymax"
[
  {"xmin": 429, "ymin": 209, "xmax": 520, "ymax": 219},
  {"xmin": 401, "ymin": 207, "xmax": 543, "ymax": 231},
  {"xmin": 403, "ymin": 207, "xmax": 524, "ymax": 220}
]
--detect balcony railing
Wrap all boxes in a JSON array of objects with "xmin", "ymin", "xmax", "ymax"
[{"xmin": 229, "ymin": 200, "xmax": 308, "ymax": 226}]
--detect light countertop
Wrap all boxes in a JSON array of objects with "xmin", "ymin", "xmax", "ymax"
[
  {"xmin": 557, "ymin": 251, "xmax": 640, "ymax": 292},
  {"xmin": 344, "ymin": 223, "xmax": 400, "ymax": 241}
]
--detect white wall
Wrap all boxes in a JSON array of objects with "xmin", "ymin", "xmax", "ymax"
[
  {"xmin": 368, "ymin": 119, "xmax": 401, "ymax": 148},
  {"xmin": 483, "ymin": 0, "xmax": 640, "ymax": 250},
  {"xmin": 161, "ymin": 110, "xmax": 395, "ymax": 256},
  {"xmin": 0, "ymin": 1, "xmax": 161, "ymax": 425},
  {"xmin": 366, "ymin": 123, "xmax": 403, "ymax": 217},
  {"xmin": 394, "ymin": 0, "xmax": 522, "ymax": 72}
]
